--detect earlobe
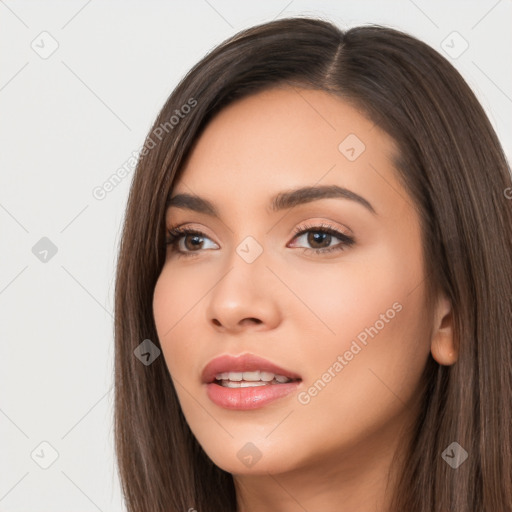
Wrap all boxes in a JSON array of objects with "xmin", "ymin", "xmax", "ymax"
[{"xmin": 430, "ymin": 295, "xmax": 458, "ymax": 366}]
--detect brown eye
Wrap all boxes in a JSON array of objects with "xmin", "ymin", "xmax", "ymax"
[
  {"xmin": 182, "ymin": 233, "xmax": 205, "ymax": 251},
  {"xmin": 290, "ymin": 223, "xmax": 355, "ymax": 255},
  {"xmin": 306, "ymin": 231, "xmax": 332, "ymax": 249},
  {"xmin": 166, "ymin": 228, "xmax": 219, "ymax": 257}
]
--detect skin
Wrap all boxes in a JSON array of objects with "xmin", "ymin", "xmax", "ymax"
[{"xmin": 152, "ymin": 86, "xmax": 457, "ymax": 512}]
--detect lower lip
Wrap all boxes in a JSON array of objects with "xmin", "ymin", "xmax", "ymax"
[{"xmin": 205, "ymin": 381, "xmax": 301, "ymax": 410}]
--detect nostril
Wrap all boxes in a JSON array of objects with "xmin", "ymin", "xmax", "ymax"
[{"xmin": 241, "ymin": 318, "xmax": 262, "ymax": 325}]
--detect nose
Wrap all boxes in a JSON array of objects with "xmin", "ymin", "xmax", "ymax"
[{"xmin": 205, "ymin": 250, "xmax": 282, "ymax": 333}]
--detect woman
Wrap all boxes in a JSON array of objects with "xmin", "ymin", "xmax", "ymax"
[{"xmin": 114, "ymin": 16, "xmax": 512, "ymax": 512}]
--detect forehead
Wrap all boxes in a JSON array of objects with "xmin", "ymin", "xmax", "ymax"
[{"xmin": 170, "ymin": 87, "xmax": 404, "ymax": 217}]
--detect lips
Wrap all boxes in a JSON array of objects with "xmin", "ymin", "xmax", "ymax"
[{"xmin": 201, "ymin": 353, "xmax": 302, "ymax": 384}]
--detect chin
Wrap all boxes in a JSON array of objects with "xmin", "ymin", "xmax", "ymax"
[{"xmin": 199, "ymin": 440, "xmax": 301, "ymax": 476}]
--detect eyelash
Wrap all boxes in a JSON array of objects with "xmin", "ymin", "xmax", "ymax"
[{"xmin": 165, "ymin": 223, "xmax": 355, "ymax": 258}]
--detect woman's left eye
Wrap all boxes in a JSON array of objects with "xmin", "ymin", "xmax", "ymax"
[
  {"xmin": 289, "ymin": 222, "xmax": 355, "ymax": 255},
  {"xmin": 165, "ymin": 223, "xmax": 355, "ymax": 258}
]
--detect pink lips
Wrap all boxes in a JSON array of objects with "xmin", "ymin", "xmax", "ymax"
[
  {"xmin": 201, "ymin": 353, "xmax": 302, "ymax": 383},
  {"xmin": 201, "ymin": 353, "xmax": 302, "ymax": 410}
]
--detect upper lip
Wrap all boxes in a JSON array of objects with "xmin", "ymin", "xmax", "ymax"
[{"xmin": 201, "ymin": 353, "xmax": 302, "ymax": 383}]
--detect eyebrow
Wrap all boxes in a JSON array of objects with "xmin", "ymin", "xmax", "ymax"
[{"xmin": 166, "ymin": 185, "xmax": 376, "ymax": 217}]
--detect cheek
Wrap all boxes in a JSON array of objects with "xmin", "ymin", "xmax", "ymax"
[
  {"xmin": 152, "ymin": 267, "xmax": 202, "ymax": 378},
  {"xmin": 286, "ymin": 295, "xmax": 429, "ymax": 471},
  {"xmin": 286, "ymin": 240, "xmax": 425, "ymax": 352},
  {"xmin": 289, "ymin": 240, "xmax": 430, "ymax": 410}
]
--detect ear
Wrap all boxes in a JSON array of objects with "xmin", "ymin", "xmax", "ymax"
[{"xmin": 430, "ymin": 293, "xmax": 457, "ymax": 366}]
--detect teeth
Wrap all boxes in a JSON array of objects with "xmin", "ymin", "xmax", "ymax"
[
  {"xmin": 214, "ymin": 370, "xmax": 293, "ymax": 384},
  {"xmin": 259, "ymin": 371, "xmax": 275, "ymax": 382},
  {"xmin": 242, "ymin": 371, "xmax": 261, "ymax": 381},
  {"xmin": 222, "ymin": 381, "xmax": 269, "ymax": 388}
]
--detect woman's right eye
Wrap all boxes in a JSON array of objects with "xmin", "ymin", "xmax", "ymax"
[{"xmin": 166, "ymin": 228, "xmax": 218, "ymax": 257}]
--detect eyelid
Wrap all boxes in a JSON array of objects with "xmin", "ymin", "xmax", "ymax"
[
  {"xmin": 167, "ymin": 223, "xmax": 218, "ymax": 241},
  {"xmin": 167, "ymin": 220, "xmax": 352, "ymax": 241},
  {"xmin": 290, "ymin": 220, "xmax": 354, "ymax": 240}
]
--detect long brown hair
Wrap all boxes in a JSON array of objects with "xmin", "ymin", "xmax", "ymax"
[{"xmin": 114, "ymin": 16, "xmax": 512, "ymax": 511}]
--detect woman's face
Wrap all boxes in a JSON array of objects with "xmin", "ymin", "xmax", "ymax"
[{"xmin": 153, "ymin": 87, "xmax": 435, "ymax": 476}]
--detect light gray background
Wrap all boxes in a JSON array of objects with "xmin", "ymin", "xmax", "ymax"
[{"xmin": 1, "ymin": 1, "xmax": 510, "ymax": 510}]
